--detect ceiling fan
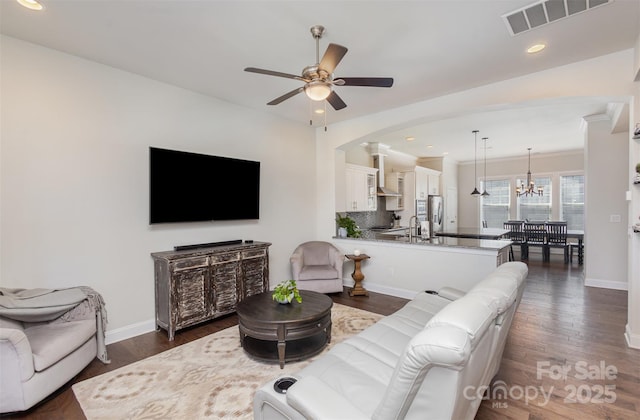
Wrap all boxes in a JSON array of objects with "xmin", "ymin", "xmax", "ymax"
[{"xmin": 244, "ymin": 25, "xmax": 393, "ymax": 111}]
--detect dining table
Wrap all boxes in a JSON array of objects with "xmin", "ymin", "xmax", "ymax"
[{"xmin": 567, "ymin": 230, "xmax": 585, "ymax": 264}]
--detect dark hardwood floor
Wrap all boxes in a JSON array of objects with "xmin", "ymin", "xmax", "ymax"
[{"xmin": 4, "ymin": 258, "xmax": 639, "ymax": 419}]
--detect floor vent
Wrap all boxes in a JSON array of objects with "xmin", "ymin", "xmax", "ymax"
[{"xmin": 502, "ymin": 0, "xmax": 613, "ymax": 36}]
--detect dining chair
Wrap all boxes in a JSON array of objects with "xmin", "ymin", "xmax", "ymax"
[
  {"xmin": 523, "ymin": 221, "xmax": 547, "ymax": 261},
  {"xmin": 503, "ymin": 220, "xmax": 525, "ymax": 261},
  {"xmin": 545, "ymin": 221, "xmax": 570, "ymax": 263}
]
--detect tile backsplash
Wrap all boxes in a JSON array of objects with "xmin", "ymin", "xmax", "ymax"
[{"xmin": 342, "ymin": 197, "xmax": 397, "ymax": 231}]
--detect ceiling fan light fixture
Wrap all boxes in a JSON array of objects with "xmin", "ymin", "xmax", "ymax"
[{"xmin": 304, "ymin": 81, "xmax": 331, "ymax": 101}]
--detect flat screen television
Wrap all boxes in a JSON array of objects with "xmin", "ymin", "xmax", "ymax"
[{"xmin": 149, "ymin": 147, "xmax": 260, "ymax": 224}]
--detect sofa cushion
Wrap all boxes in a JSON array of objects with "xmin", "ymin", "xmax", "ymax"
[
  {"xmin": 0, "ymin": 316, "xmax": 24, "ymax": 331},
  {"xmin": 425, "ymin": 296, "xmax": 496, "ymax": 347},
  {"xmin": 287, "ymin": 376, "xmax": 369, "ymax": 420},
  {"xmin": 294, "ymin": 347, "xmax": 389, "ymax": 418},
  {"xmin": 467, "ymin": 274, "xmax": 519, "ymax": 313},
  {"xmin": 493, "ymin": 261, "xmax": 528, "ymax": 283},
  {"xmin": 466, "ymin": 262, "xmax": 528, "ymax": 314},
  {"xmin": 24, "ymin": 319, "xmax": 96, "ymax": 371},
  {"xmin": 298, "ymin": 265, "xmax": 338, "ymax": 280}
]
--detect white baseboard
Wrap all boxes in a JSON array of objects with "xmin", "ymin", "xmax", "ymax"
[
  {"xmin": 105, "ymin": 318, "xmax": 156, "ymax": 345},
  {"xmin": 343, "ymin": 278, "xmax": 417, "ymax": 300},
  {"xmin": 584, "ymin": 277, "xmax": 628, "ymax": 290},
  {"xmin": 625, "ymin": 324, "xmax": 640, "ymax": 349},
  {"xmin": 106, "ymin": 281, "xmax": 415, "ymax": 345}
]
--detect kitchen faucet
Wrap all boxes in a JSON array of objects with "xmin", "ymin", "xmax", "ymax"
[{"xmin": 409, "ymin": 216, "xmax": 418, "ymax": 242}]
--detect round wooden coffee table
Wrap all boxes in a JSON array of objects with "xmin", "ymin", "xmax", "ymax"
[{"xmin": 236, "ymin": 290, "xmax": 332, "ymax": 368}]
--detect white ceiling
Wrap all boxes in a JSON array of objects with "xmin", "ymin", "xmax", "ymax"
[{"xmin": 1, "ymin": 0, "xmax": 638, "ymax": 161}]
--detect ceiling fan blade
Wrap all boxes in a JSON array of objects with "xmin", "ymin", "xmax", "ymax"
[
  {"xmin": 245, "ymin": 67, "xmax": 306, "ymax": 82},
  {"xmin": 319, "ymin": 43, "xmax": 348, "ymax": 74},
  {"xmin": 337, "ymin": 77, "xmax": 394, "ymax": 87},
  {"xmin": 267, "ymin": 87, "xmax": 304, "ymax": 105},
  {"xmin": 326, "ymin": 91, "xmax": 347, "ymax": 111}
]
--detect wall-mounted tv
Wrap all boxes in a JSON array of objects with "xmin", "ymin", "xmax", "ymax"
[{"xmin": 149, "ymin": 147, "xmax": 260, "ymax": 224}]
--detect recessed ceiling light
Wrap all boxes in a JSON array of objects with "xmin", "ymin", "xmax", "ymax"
[
  {"xmin": 16, "ymin": 0, "xmax": 43, "ymax": 10},
  {"xmin": 426, "ymin": 145, "xmax": 433, "ymax": 148},
  {"xmin": 527, "ymin": 43, "xmax": 546, "ymax": 54},
  {"xmin": 314, "ymin": 109, "xmax": 325, "ymax": 114},
  {"xmin": 405, "ymin": 136, "xmax": 415, "ymax": 141}
]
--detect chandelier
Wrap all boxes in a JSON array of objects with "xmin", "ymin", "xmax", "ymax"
[{"xmin": 516, "ymin": 148, "xmax": 543, "ymax": 197}]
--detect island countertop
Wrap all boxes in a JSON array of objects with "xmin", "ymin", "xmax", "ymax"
[{"xmin": 336, "ymin": 233, "xmax": 512, "ymax": 251}]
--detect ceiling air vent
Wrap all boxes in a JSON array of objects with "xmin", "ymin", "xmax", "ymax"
[{"xmin": 502, "ymin": 0, "xmax": 613, "ymax": 36}]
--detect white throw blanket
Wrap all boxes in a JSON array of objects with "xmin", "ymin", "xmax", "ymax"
[{"xmin": 0, "ymin": 286, "xmax": 110, "ymax": 364}]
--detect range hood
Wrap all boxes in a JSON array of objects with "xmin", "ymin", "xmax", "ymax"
[{"xmin": 370, "ymin": 144, "xmax": 401, "ymax": 197}]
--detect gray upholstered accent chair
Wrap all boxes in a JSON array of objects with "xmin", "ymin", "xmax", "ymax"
[{"xmin": 290, "ymin": 241, "xmax": 345, "ymax": 293}]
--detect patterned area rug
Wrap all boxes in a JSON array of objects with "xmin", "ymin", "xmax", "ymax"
[{"xmin": 72, "ymin": 303, "xmax": 383, "ymax": 419}]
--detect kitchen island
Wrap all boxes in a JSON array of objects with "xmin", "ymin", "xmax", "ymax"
[{"xmin": 332, "ymin": 234, "xmax": 512, "ymax": 299}]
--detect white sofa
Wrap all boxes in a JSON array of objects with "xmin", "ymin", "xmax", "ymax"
[{"xmin": 253, "ymin": 261, "xmax": 528, "ymax": 420}]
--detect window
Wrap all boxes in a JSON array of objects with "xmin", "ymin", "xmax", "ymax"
[
  {"xmin": 517, "ymin": 176, "xmax": 552, "ymax": 221},
  {"xmin": 560, "ymin": 175, "xmax": 584, "ymax": 230},
  {"xmin": 480, "ymin": 179, "xmax": 510, "ymax": 228}
]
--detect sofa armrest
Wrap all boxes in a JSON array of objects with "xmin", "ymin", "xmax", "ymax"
[
  {"xmin": 290, "ymin": 250, "xmax": 303, "ymax": 281},
  {"xmin": 1, "ymin": 328, "xmax": 35, "ymax": 382},
  {"xmin": 287, "ymin": 376, "xmax": 369, "ymax": 420},
  {"xmin": 437, "ymin": 287, "xmax": 466, "ymax": 301},
  {"xmin": 329, "ymin": 246, "xmax": 345, "ymax": 278}
]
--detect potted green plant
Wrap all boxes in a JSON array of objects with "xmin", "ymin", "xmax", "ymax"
[
  {"xmin": 272, "ymin": 279, "xmax": 302, "ymax": 304},
  {"xmin": 336, "ymin": 214, "xmax": 362, "ymax": 238},
  {"xmin": 635, "ymin": 163, "xmax": 640, "ymax": 184}
]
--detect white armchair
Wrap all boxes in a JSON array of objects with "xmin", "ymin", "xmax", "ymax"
[
  {"xmin": 0, "ymin": 287, "xmax": 109, "ymax": 413},
  {"xmin": 290, "ymin": 241, "xmax": 345, "ymax": 293}
]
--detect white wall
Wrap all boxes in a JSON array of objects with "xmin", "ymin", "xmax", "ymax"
[
  {"xmin": 584, "ymin": 116, "xmax": 629, "ymax": 289},
  {"xmin": 458, "ymin": 151, "xmax": 584, "ymax": 227},
  {"xmin": 0, "ymin": 36, "xmax": 317, "ymax": 340},
  {"xmin": 627, "ymin": 46, "xmax": 640, "ymax": 347}
]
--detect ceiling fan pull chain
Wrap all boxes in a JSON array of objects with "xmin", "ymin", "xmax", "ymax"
[{"xmin": 324, "ymin": 101, "xmax": 327, "ymax": 131}]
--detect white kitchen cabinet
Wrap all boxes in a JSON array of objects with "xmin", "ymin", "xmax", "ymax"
[
  {"xmin": 345, "ymin": 164, "xmax": 378, "ymax": 212},
  {"xmin": 385, "ymin": 172, "xmax": 405, "ymax": 210},
  {"xmin": 414, "ymin": 168, "xmax": 429, "ymax": 200},
  {"xmin": 427, "ymin": 173, "xmax": 440, "ymax": 195},
  {"xmin": 414, "ymin": 167, "xmax": 440, "ymax": 198},
  {"xmin": 397, "ymin": 166, "xmax": 441, "ymax": 220}
]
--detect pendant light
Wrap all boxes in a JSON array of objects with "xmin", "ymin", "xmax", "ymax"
[
  {"xmin": 470, "ymin": 130, "xmax": 481, "ymax": 196},
  {"xmin": 481, "ymin": 137, "xmax": 490, "ymax": 196},
  {"xmin": 516, "ymin": 147, "xmax": 543, "ymax": 197}
]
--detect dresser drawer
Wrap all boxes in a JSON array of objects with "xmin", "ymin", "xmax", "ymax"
[{"xmin": 171, "ymin": 256, "xmax": 209, "ymax": 271}]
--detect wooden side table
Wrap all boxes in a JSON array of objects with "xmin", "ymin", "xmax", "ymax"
[{"xmin": 345, "ymin": 254, "xmax": 370, "ymax": 297}]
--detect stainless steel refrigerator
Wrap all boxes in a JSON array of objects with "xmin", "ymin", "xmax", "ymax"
[{"xmin": 428, "ymin": 195, "xmax": 444, "ymax": 234}]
